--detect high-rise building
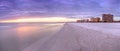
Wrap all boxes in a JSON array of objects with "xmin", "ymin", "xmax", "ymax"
[{"xmin": 102, "ymin": 14, "xmax": 113, "ymax": 22}]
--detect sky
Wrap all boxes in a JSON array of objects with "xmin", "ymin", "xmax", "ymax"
[{"xmin": 0, "ymin": 0, "xmax": 120, "ymax": 20}]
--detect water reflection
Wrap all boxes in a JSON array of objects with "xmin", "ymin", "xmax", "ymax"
[
  {"xmin": 0, "ymin": 23, "xmax": 64, "ymax": 51},
  {"xmin": 16, "ymin": 26, "xmax": 42, "ymax": 38}
]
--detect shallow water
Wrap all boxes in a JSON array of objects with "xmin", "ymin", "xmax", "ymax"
[{"xmin": 0, "ymin": 23, "xmax": 64, "ymax": 51}]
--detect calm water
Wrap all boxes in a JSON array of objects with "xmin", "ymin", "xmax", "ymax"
[{"xmin": 0, "ymin": 23, "xmax": 64, "ymax": 51}]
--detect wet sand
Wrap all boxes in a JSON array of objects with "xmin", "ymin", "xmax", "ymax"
[{"xmin": 0, "ymin": 23, "xmax": 64, "ymax": 51}]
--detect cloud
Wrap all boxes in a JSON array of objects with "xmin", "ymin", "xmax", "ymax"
[{"xmin": 0, "ymin": 0, "xmax": 120, "ymax": 19}]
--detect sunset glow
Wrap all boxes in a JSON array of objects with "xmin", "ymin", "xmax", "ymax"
[{"xmin": 0, "ymin": 17, "xmax": 77, "ymax": 23}]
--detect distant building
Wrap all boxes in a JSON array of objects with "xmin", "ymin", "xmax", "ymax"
[
  {"xmin": 102, "ymin": 14, "xmax": 113, "ymax": 22},
  {"xmin": 77, "ymin": 19, "xmax": 89, "ymax": 22},
  {"xmin": 90, "ymin": 17, "xmax": 100, "ymax": 22},
  {"xmin": 77, "ymin": 20, "xmax": 81, "ymax": 22}
]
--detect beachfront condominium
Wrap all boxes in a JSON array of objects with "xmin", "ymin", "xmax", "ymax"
[{"xmin": 102, "ymin": 14, "xmax": 113, "ymax": 22}]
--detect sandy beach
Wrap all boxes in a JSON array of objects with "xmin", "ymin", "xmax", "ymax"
[
  {"xmin": 0, "ymin": 23, "xmax": 120, "ymax": 51},
  {"xmin": 23, "ymin": 23, "xmax": 120, "ymax": 51}
]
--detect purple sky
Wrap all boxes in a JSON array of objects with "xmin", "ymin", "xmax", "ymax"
[{"xmin": 0, "ymin": 0, "xmax": 120, "ymax": 20}]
